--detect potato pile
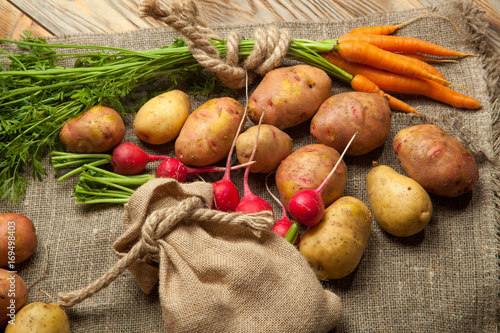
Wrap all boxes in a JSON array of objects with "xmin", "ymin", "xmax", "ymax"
[
  {"xmin": 54, "ymin": 64, "xmax": 479, "ymax": 286},
  {"xmin": 242, "ymin": 65, "xmax": 478, "ymax": 280}
]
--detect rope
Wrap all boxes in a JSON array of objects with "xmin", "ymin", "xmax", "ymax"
[
  {"xmin": 57, "ymin": 196, "xmax": 273, "ymax": 309},
  {"xmin": 139, "ymin": 0, "xmax": 291, "ymax": 89}
]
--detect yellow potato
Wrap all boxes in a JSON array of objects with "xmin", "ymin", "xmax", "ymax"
[
  {"xmin": 5, "ymin": 302, "xmax": 70, "ymax": 333},
  {"xmin": 366, "ymin": 163, "xmax": 433, "ymax": 237},
  {"xmin": 235, "ymin": 124, "xmax": 293, "ymax": 173},
  {"xmin": 134, "ymin": 90, "xmax": 191, "ymax": 145},
  {"xmin": 275, "ymin": 144, "xmax": 348, "ymax": 210},
  {"xmin": 175, "ymin": 97, "xmax": 245, "ymax": 166},
  {"xmin": 299, "ymin": 196, "xmax": 372, "ymax": 280}
]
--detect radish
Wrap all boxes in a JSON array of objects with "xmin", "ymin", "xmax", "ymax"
[
  {"xmin": 155, "ymin": 157, "xmax": 254, "ymax": 182},
  {"xmin": 265, "ymin": 174, "xmax": 300, "ymax": 245},
  {"xmin": 235, "ymin": 112, "xmax": 274, "ymax": 216},
  {"xmin": 288, "ymin": 132, "xmax": 358, "ymax": 227},
  {"xmin": 212, "ymin": 75, "xmax": 250, "ymax": 212},
  {"xmin": 111, "ymin": 142, "xmax": 169, "ymax": 175}
]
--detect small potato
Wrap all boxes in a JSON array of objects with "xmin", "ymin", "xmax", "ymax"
[
  {"xmin": 367, "ymin": 163, "xmax": 433, "ymax": 237},
  {"xmin": 247, "ymin": 65, "xmax": 332, "ymax": 129},
  {"xmin": 393, "ymin": 124, "xmax": 479, "ymax": 197},
  {"xmin": 275, "ymin": 144, "xmax": 348, "ymax": 210},
  {"xmin": 0, "ymin": 269, "xmax": 28, "ymax": 327},
  {"xmin": 5, "ymin": 302, "xmax": 70, "ymax": 333},
  {"xmin": 299, "ymin": 196, "xmax": 372, "ymax": 280},
  {"xmin": 0, "ymin": 213, "xmax": 37, "ymax": 267},
  {"xmin": 175, "ymin": 97, "xmax": 245, "ymax": 166},
  {"xmin": 235, "ymin": 124, "xmax": 293, "ymax": 173},
  {"xmin": 134, "ymin": 90, "xmax": 191, "ymax": 145},
  {"xmin": 59, "ymin": 105, "xmax": 125, "ymax": 153},
  {"xmin": 311, "ymin": 92, "xmax": 392, "ymax": 156}
]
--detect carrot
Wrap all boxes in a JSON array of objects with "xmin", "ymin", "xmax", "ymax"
[
  {"xmin": 338, "ymin": 34, "xmax": 475, "ymax": 57},
  {"xmin": 335, "ymin": 40, "xmax": 448, "ymax": 82},
  {"xmin": 345, "ymin": 13, "xmax": 457, "ymax": 36},
  {"xmin": 396, "ymin": 53, "xmax": 459, "ymax": 63},
  {"xmin": 397, "ymin": 53, "xmax": 447, "ymax": 85},
  {"xmin": 350, "ymin": 74, "xmax": 418, "ymax": 114},
  {"xmin": 322, "ymin": 52, "xmax": 481, "ymax": 109}
]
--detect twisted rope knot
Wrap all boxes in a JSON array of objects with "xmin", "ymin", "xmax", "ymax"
[
  {"xmin": 140, "ymin": 0, "xmax": 292, "ymax": 89},
  {"xmin": 140, "ymin": 197, "xmax": 275, "ymax": 261},
  {"xmin": 140, "ymin": 196, "xmax": 203, "ymax": 261}
]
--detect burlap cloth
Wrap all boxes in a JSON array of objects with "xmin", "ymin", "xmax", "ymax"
[{"xmin": 2, "ymin": 0, "xmax": 499, "ymax": 332}]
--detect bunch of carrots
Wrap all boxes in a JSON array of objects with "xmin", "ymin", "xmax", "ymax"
[{"xmin": 323, "ymin": 15, "xmax": 482, "ymax": 114}]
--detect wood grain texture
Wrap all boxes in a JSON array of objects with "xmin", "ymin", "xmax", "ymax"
[
  {"xmin": 2, "ymin": 0, "xmax": 499, "ymax": 54},
  {"xmin": 0, "ymin": 0, "xmax": 50, "ymax": 38}
]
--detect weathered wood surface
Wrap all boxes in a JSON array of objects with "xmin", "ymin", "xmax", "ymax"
[{"xmin": 1, "ymin": 0, "xmax": 499, "ymax": 54}]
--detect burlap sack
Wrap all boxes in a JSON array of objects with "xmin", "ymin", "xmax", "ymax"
[
  {"xmin": 56, "ymin": 178, "xmax": 342, "ymax": 332},
  {"xmin": 2, "ymin": 0, "xmax": 499, "ymax": 332}
]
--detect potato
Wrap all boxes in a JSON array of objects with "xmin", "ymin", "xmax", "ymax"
[
  {"xmin": 366, "ymin": 163, "xmax": 433, "ymax": 237},
  {"xmin": 5, "ymin": 302, "xmax": 70, "ymax": 333},
  {"xmin": 393, "ymin": 124, "xmax": 479, "ymax": 197},
  {"xmin": 299, "ymin": 196, "xmax": 372, "ymax": 280},
  {"xmin": 59, "ymin": 105, "xmax": 125, "ymax": 153},
  {"xmin": 247, "ymin": 65, "xmax": 332, "ymax": 129},
  {"xmin": 235, "ymin": 124, "xmax": 293, "ymax": 173},
  {"xmin": 311, "ymin": 92, "xmax": 392, "ymax": 156},
  {"xmin": 0, "ymin": 269, "xmax": 28, "ymax": 327},
  {"xmin": 175, "ymin": 97, "xmax": 245, "ymax": 166},
  {"xmin": 133, "ymin": 90, "xmax": 190, "ymax": 145},
  {"xmin": 275, "ymin": 144, "xmax": 348, "ymax": 210},
  {"xmin": 0, "ymin": 213, "xmax": 37, "ymax": 267}
]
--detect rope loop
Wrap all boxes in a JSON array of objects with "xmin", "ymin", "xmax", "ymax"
[{"xmin": 140, "ymin": 0, "xmax": 292, "ymax": 89}]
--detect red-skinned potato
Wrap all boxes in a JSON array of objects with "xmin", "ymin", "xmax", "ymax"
[
  {"xmin": 393, "ymin": 124, "xmax": 479, "ymax": 197},
  {"xmin": 275, "ymin": 144, "xmax": 348, "ymax": 210},
  {"xmin": 59, "ymin": 105, "xmax": 125, "ymax": 153},
  {"xmin": 0, "ymin": 213, "xmax": 37, "ymax": 267},
  {"xmin": 247, "ymin": 65, "xmax": 332, "ymax": 129},
  {"xmin": 311, "ymin": 92, "xmax": 392, "ymax": 156},
  {"xmin": 175, "ymin": 97, "xmax": 245, "ymax": 166},
  {"xmin": 0, "ymin": 269, "xmax": 28, "ymax": 327},
  {"xmin": 235, "ymin": 124, "xmax": 293, "ymax": 173}
]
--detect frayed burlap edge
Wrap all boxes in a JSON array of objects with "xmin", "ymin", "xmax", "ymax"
[{"xmin": 452, "ymin": 0, "xmax": 500, "ymax": 327}]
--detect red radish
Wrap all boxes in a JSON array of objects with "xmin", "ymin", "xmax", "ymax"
[
  {"xmin": 288, "ymin": 132, "xmax": 358, "ymax": 227},
  {"xmin": 155, "ymin": 157, "xmax": 254, "ymax": 182},
  {"xmin": 266, "ymin": 174, "xmax": 300, "ymax": 245},
  {"xmin": 235, "ymin": 112, "xmax": 274, "ymax": 216},
  {"xmin": 111, "ymin": 142, "xmax": 168, "ymax": 175},
  {"xmin": 212, "ymin": 75, "xmax": 250, "ymax": 212}
]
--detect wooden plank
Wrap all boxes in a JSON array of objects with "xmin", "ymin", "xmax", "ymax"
[
  {"xmin": 0, "ymin": 0, "xmax": 51, "ymax": 39},
  {"xmin": 5, "ymin": 0, "xmax": 164, "ymax": 36},
  {"xmin": 4, "ymin": 0, "xmax": 500, "ymax": 53}
]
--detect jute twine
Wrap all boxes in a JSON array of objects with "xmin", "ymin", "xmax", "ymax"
[
  {"xmin": 139, "ymin": 0, "xmax": 292, "ymax": 89},
  {"xmin": 57, "ymin": 196, "xmax": 274, "ymax": 309}
]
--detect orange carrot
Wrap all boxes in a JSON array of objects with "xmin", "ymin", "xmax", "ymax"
[
  {"xmin": 350, "ymin": 74, "xmax": 418, "ymax": 114},
  {"xmin": 345, "ymin": 13, "xmax": 456, "ymax": 36},
  {"xmin": 338, "ymin": 34, "xmax": 474, "ymax": 57},
  {"xmin": 397, "ymin": 54, "xmax": 447, "ymax": 85},
  {"xmin": 322, "ymin": 53, "xmax": 482, "ymax": 109},
  {"xmin": 335, "ymin": 40, "xmax": 448, "ymax": 82},
  {"xmin": 395, "ymin": 53, "xmax": 459, "ymax": 63}
]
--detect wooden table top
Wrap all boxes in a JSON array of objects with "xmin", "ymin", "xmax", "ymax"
[{"xmin": 2, "ymin": 0, "xmax": 499, "ymax": 55}]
